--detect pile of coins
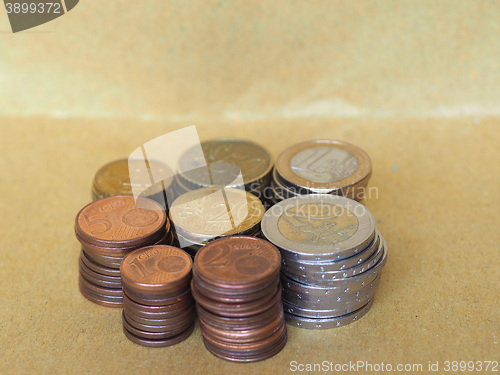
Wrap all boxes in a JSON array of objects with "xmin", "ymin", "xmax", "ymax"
[
  {"xmin": 192, "ymin": 236, "xmax": 287, "ymax": 362},
  {"xmin": 271, "ymin": 140, "xmax": 372, "ymax": 203},
  {"xmin": 174, "ymin": 138, "xmax": 273, "ymax": 200},
  {"xmin": 75, "ymin": 196, "xmax": 174, "ymax": 307},
  {"xmin": 261, "ymin": 194, "xmax": 387, "ymax": 329},
  {"xmin": 120, "ymin": 245, "xmax": 196, "ymax": 347},
  {"xmin": 169, "ymin": 187, "xmax": 265, "ymax": 255},
  {"xmin": 91, "ymin": 159, "xmax": 174, "ymax": 207}
]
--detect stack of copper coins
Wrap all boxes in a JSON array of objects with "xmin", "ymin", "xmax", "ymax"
[
  {"xmin": 261, "ymin": 195, "xmax": 387, "ymax": 329},
  {"xmin": 75, "ymin": 196, "xmax": 174, "ymax": 307},
  {"xmin": 120, "ymin": 245, "xmax": 196, "ymax": 347},
  {"xmin": 192, "ymin": 236, "xmax": 287, "ymax": 362},
  {"xmin": 169, "ymin": 187, "xmax": 265, "ymax": 256},
  {"xmin": 174, "ymin": 138, "xmax": 273, "ymax": 201},
  {"xmin": 91, "ymin": 159, "xmax": 174, "ymax": 208},
  {"xmin": 271, "ymin": 140, "xmax": 372, "ymax": 203}
]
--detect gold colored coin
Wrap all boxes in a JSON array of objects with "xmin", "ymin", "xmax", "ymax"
[
  {"xmin": 92, "ymin": 159, "xmax": 173, "ymax": 199},
  {"xmin": 169, "ymin": 188, "xmax": 264, "ymax": 239}
]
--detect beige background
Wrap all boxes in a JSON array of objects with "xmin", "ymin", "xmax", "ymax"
[{"xmin": 0, "ymin": 1, "xmax": 498, "ymax": 374}]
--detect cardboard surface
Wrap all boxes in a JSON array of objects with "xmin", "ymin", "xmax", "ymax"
[
  {"xmin": 1, "ymin": 1, "xmax": 499, "ymax": 372},
  {"xmin": 0, "ymin": 118, "xmax": 498, "ymax": 374}
]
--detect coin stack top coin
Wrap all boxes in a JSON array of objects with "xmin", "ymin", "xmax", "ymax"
[
  {"xmin": 261, "ymin": 194, "xmax": 387, "ymax": 329},
  {"xmin": 120, "ymin": 245, "xmax": 196, "ymax": 347},
  {"xmin": 192, "ymin": 236, "xmax": 287, "ymax": 362},
  {"xmin": 91, "ymin": 159, "xmax": 174, "ymax": 208},
  {"xmin": 271, "ymin": 140, "xmax": 372, "ymax": 203},
  {"xmin": 75, "ymin": 196, "xmax": 174, "ymax": 307},
  {"xmin": 169, "ymin": 187, "xmax": 265, "ymax": 255},
  {"xmin": 174, "ymin": 138, "xmax": 273, "ymax": 199}
]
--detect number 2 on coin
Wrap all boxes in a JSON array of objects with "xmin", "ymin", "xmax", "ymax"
[{"xmin": 204, "ymin": 245, "xmax": 230, "ymax": 267}]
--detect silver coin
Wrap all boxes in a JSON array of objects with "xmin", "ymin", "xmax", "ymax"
[
  {"xmin": 282, "ymin": 235, "xmax": 384, "ymax": 281},
  {"xmin": 261, "ymin": 195, "xmax": 376, "ymax": 262},
  {"xmin": 282, "ymin": 276, "xmax": 380, "ymax": 317},
  {"xmin": 285, "ymin": 299, "xmax": 374, "ymax": 329},
  {"xmin": 281, "ymin": 231, "xmax": 381, "ymax": 271},
  {"xmin": 282, "ymin": 289, "xmax": 376, "ymax": 318},
  {"xmin": 281, "ymin": 273, "xmax": 381, "ymax": 303},
  {"xmin": 282, "ymin": 276, "xmax": 379, "ymax": 309},
  {"xmin": 282, "ymin": 300, "xmax": 367, "ymax": 318},
  {"xmin": 281, "ymin": 236, "xmax": 387, "ymax": 287},
  {"xmin": 273, "ymin": 165, "xmax": 371, "ymax": 197},
  {"xmin": 281, "ymin": 276, "xmax": 380, "ymax": 310}
]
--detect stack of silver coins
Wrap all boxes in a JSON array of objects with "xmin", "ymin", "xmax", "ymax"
[
  {"xmin": 271, "ymin": 140, "xmax": 372, "ymax": 203},
  {"xmin": 173, "ymin": 138, "xmax": 273, "ymax": 202},
  {"xmin": 261, "ymin": 194, "xmax": 387, "ymax": 329},
  {"xmin": 168, "ymin": 187, "xmax": 265, "ymax": 256}
]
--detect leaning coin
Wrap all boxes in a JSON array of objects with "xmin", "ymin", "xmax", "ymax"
[
  {"xmin": 280, "ymin": 231, "xmax": 380, "ymax": 271},
  {"xmin": 285, "ymin": 299, "xmax": 374, "ymax": 329},
  {"xmin": 282, "ymin": 238, "xmax": 387, "ymax": 287},
  {"xmin": 282, "ymin": 235, "xmax": 384, "ymax": 280},
  {"xmin": 122, "ymin": 321, "xmax": 195, "ymax": 348}
]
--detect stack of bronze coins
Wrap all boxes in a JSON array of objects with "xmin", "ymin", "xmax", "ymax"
[
  {"xmin": 174, "ymin": 138, "xmax": 273, "ymax": 201},
  {"xmin": 261, "ymin": 195, "xmax": 387, "ymax": 329},
  {"xmin": 169, "ymin": 187, "xmax": 265, "ymax": 256},
  {"xmin": 75, "ymin": 196, "xmax": 173, "ymax": 307},
  {"xmin": 91, "ymin": 159, "xmax": 174, "ymax": 208},
  {"xmin": 192, "ymin": 236, "xmax": 287, "ymax": 362},
  {"xmin": 271, "ymin": 140, "xmax": 372, "ymax": 203},
  {"xmin": 120, "ymin": 245, "xmax": 196, "ymax": 347}
]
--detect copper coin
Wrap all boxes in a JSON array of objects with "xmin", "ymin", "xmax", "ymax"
[
  {"xmin": 78, "ymin": 279, "xmax": 123, "ymax": 307},
  {"xmin": 80, "ymin": 249, "xmax": 122, "ymax": 276},
  {"xmin": 195, "ymin": 302, "xmax": 281, "ymax": 330},
  {"xmin": 79, "ymin": 221, "xmax": 171, "ymax": 257},
  {"xmin": 76, "ymin": 227, "xmax": 166, "ymax": 257},
  {"xmin": 75, "ymin": 196, "xmax": 166, "ymax": 248},
  {"xmin": 79, "ymin": 263, "xmax": 122, "ymax": 289},
  {"xmin": 124, "ymin": 304, "xmax": 196, "ymax": 327},
  {"xmin": 193, "ymin": 236, "xmax": 281, "ymax": 290},
  {"xmin": 124, "ymin": 310, "xmax": 195, "ymax": 332},
  {"xmin": 191, "ymin": 282, "xmax": 282, "ymax": 317},
  {"xmin": 81, "ymin": 247, "xmax": 122, "ymax": 269},
  {"xmin": 121, "ymin": 245, "xmax": 192, "ymax": 298},
  {"xmin": 202, "ymin": 329, "xmax": 287, "ymax": 362},
  {"xmin": 123, "ymin": 290, "xmax": 193, "ymax": 315},
  {"xmin": 198, "ymin": 308, "xmax": 284, "ymax": 343},
  {"xmin": 201, "ymin": 319, "xmax": 286, "ymax": 352},
  {"xmin": 79, "ymin": 257, "xmax": 121, "ymax": 283},
  {"xmin": 122, "ymin": 284, "xmax": 191, "ymax": 307},
  {"xmin": 78, "ymin": 275, "xmax": 122, "ymax": 297},
  {"xmin": 122, "ymin": 312, "xmax": 192, "ymax": 339},
  {"xmin": 92, "ymin": 158, "xmax": 174, "ymax": 200},
  {"xmin": 123, "ymin": 321, "xmax": 194, "ymax": 348},
  {"xmin": 193, "ymin": 275, "xmax": 279, "ymax": 304}
]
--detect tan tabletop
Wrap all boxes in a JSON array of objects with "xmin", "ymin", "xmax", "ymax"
[{"xmin": 0, "ymin": 118, "xmax": 497, "ymax": 374}]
